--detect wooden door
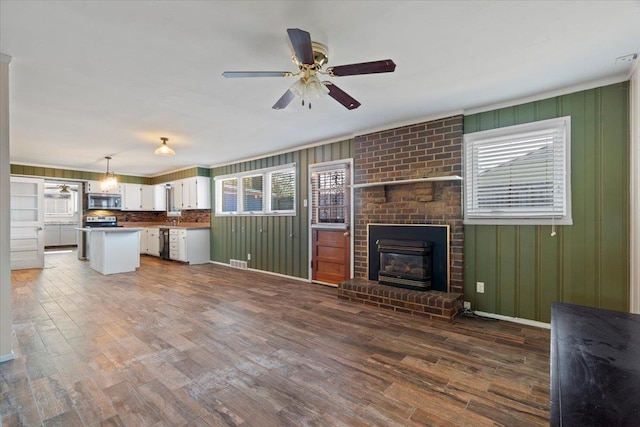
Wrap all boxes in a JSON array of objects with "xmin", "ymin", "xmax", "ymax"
[{"xmin": 312, "ymin": 228, "xmax": 350, "ymax": 285}]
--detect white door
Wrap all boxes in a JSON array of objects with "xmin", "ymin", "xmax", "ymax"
[{"xmin": 10, "ymin": 176, "xmax": 45, "ymax": 269}]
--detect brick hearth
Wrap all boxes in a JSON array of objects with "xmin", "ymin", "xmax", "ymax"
[{"xmin": 338, "ymin": 278, "xmax": 463, "ymax": 322}]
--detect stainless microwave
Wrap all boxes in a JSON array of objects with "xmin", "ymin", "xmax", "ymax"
[{"xmin": 87, "ymin": 193, "xmax": 122, "ymax": 210}]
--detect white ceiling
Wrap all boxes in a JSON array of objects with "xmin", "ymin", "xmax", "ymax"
[{"xmin": 1, "ymin": 1, "xmax": 639, "ymax": 177}]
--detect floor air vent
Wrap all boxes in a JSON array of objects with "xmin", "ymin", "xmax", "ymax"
[{"xmin": 230, "ymin": 259, "xmax": 248, "ymax": 270}]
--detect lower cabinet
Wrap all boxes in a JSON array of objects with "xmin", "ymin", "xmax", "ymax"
[
  {"xmin": 147, "ymin": 228, "xmax": 160, "ymax": 256},
  {"xmin": 169, "ymin": 228, "xmax": 209, "ymax": 264},
  {"xmin": 140, "ymin": 227, "xmax": 160, "ymax": 256},
  {"xmin": 44, "ymin": 224, "xmax": 78, "ymax": 247}
]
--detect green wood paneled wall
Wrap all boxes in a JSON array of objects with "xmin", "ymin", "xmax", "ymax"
[
  {"xmin": 210, "ymin": 140, "xmax": 353, "ymax": 279},
  {"xmin": 150, "ymin": 166, "xmax": 209, "ymax": 185},
  {"xmin": 464, "ymin": 82, "xmax": 630, "ymax": 322},
  {"xmin": 11, "ymin": 164, "xmax": 208, "ymax": 185}
]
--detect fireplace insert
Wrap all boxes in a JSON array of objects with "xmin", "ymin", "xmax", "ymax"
[{"xmin": 377, "ymin": 239, "xmax": 433, "ymax": 290}]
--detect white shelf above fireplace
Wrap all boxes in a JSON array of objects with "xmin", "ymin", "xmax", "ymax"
[{"xmin": 351, "ymin": 175, "xmax": 462, "ymax": 189}]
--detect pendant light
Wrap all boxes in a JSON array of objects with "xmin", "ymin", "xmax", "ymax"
[
  {"xmin": 155, "ymin": 137, "xmax": 175, "ymax": 156},
  {"xmin": 100, "ymin": 156, "xmax": 118, "ymax": 191}
]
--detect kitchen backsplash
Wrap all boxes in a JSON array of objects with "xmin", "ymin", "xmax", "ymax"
[{"xmin": 83, "ymin": 210, "xmax": 211, "ymax": 224}]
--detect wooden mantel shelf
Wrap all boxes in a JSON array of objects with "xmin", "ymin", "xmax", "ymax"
[{"xmin": 351, "ymin": 175, "xmax": 462, "ymax": 189}]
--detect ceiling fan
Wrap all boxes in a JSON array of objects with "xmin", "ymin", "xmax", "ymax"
[
  {"xmin": 222, "ymin": 28, "xmax": 396, "ymax": 110},
  {"xmin": 57, "ymin": 184, "xmax": 77, "ymax": 194}
]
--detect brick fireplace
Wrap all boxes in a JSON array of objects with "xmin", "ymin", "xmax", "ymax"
[{"xmin": 338, "ymin": 115, "xmax": 464, "ymax": 321}]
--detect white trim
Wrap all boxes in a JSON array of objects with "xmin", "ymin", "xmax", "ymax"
[
  {"xmin": 0, "ymin": 351, "xmax": 15, "ymax": 363},
  {"xmin": 209, "ymin": 134, "xmax": 355, "ymax": 169},
  {"xmin": 210, "ymin": 260, "xmax": 311, "ymax": 283},
  {"xmin": 464, "ymin": 116, "xmax": 572, "ymax": 225},
  {"xmin": 10, "ymin": 161, "xmax": 210, "ymax": 179},
  {"xmin": 308, "ymin": 159, "xmax": 355, "ymax": 282},
  {"xmin": 472, "ymin": 311, "xmax": 551, "ymax": 330},
  {"xmin": 630, "ymin": 60, "xmax": 640, "ymax": 314},
  {"xmin": 464, "ymin": 74, "xmax": 629, "ymax": 116},
  {"xmin": 352, "ymin": 176, "xmax": 462, "ymax": 188},
  {"xmin": 207, "ymin": 110, "xmax": 466, "ymax": 170}
]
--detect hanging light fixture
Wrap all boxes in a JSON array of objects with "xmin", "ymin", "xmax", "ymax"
[
  {"xmin": 289, "ymin": 74, "xmax": 329, "ymax": 109},
  {"xmin": 155, "ymin": 137, "xmax": 175, "ymax": 156},
  {"xmin": 100, "ymin": 156, "xmax": 118, "ymax": 191}
]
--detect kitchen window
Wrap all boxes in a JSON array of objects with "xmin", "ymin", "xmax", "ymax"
[
  {"xmin": 464, "ymin": 116, "xmax": 572, "ymax": 225},
  {"xmin": 215, "ymin": 163, "xmax": 296, "ymax": 216}
]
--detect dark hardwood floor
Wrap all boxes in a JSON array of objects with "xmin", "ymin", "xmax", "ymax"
[{"xmin": 1, "ymin": 250, "xmax": 550, "ymax": 426}]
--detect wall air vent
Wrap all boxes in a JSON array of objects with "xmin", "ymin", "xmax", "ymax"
[{"xmin": 229, "ymin": 259, "xmax": 248, "ymax": 270}]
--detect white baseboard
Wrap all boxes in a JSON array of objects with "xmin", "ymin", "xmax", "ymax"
[
  {"xmin": 0, "ymin": 350, "xmax": 15, "ymax": 363},
  {"xmin": 473, "ymin": 310, "xmax": 551, "ymax": 330},
  {"xmin": 209, "ymin": 261, "xmax": 311, "ymax": 283}
]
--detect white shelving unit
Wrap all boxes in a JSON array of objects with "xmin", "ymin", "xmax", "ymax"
[{"xmin": 351, "ymin": 175, "xmax": 462, "ymax": 189}]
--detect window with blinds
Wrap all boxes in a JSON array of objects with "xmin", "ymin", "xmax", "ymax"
[
  {"xmin": 214, "ymin": 163, "xmax": 296, "ymax": 216},
  {"xmin": 221, "ymin": 178, "xmax": 238, "ymax": 213},
  {"xmin": 310, "ymin": 162, "xmax": 350, "ymax": 226},
  {"xmin": 242, "ymin": 175, "xmax": 263, "ymax": 212},
  {"xmin": 464, "ymin": 116, "xmax": 572, "ymax": 225},
  {"xmin": 270, "ymin": 169, "xmax": 295, "ymax": 212}
]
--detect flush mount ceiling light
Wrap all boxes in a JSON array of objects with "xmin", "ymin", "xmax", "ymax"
[
  {"xmin": 101, "ymin": 156, "xmax": 118, "ymax": 191},
  {"xmin": 155, "ymin": 137, "xmax": 175, "ymax": 156}
]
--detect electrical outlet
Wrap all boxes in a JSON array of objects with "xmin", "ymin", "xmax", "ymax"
[
  {"xmin": 247, "ymin": 253, "xmax": 251, "ymax": 261},
  {"xmin": 303, "ymin": 199, "xmax": 308, "ymax": 207},
  {"xmin": 463, "ymin": 301, "xmax": 471, "ymax": 310},
  {"xmin": 476, "ymin": 281, "xmax": 485, "ymax": 293}
]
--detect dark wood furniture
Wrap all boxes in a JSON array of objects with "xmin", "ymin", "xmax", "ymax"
[{"xmin": 551, "ymin": 302, "xmax": 640, "ymax": 426}]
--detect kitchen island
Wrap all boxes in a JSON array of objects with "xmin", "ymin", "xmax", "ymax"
[{"xmin": 77, "ymin": 227, "xmax": 143, "ymax": 275}]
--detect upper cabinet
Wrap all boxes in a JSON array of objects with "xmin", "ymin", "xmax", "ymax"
[
  {"xmin": 120, "ymin": 183, "xmax": 142, "ymax": 210},
  {"xmin": 141, "ymin": 184, "xmax": 166, "ymax": 211},
  {"xmin": 87, "ymin": 177, "xmax": 209, "ymax": 211},
  {"xmin": 86, "ymin": 180, "xmax": 119, "ymax": 194},
  {"xmin": 118, "ymin": 183, "xmax": 166, "ymax": 211},
  {"xmin": 173, "ymin": 177, "xmax": 211, "ymax": 210}
]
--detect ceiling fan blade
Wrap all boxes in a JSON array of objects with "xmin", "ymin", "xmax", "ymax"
[
  {"xmin": 222, "ymin": 71, "xmax": 291, "ymax": 78},
  {"xmin": 272, "ymin": 89, "xmax": 296, "ymax": 110},
  {"xmin": 327, "ymin": 59, "xmax": 396, "ymax": 77},
  {"xmin": 287, "ymin": 28, "xmax": 314, "ymax": 65},
  {"xmin": 323, "ymin": 82, "xmax": 361, "ymax": 110}
]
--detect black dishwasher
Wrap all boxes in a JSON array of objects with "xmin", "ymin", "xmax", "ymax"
[{"xmin": 159, "ymin": 228, "xmax": 171, "ymax": 260}]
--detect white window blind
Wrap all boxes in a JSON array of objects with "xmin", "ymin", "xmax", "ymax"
[
  {"xmin": 310, "ymin": 163, "xmax": 350, "ymax": 226},
  {"xmin": 221, "ymin": 178, "xmax": 237, "ymax": 213},
  {"xmin": 464, "ymin": 117, "xmax": 572, "ymax": 225},
  {"xmin": 214, "ymin": 163, "xmax": 296, "ymax": 216},
  {"xmin": 242, "ymin": 175, "xmax": 264, "ymax": 213},
  {"xmin": 270, "ymin": 169, "xmax": 295, "ymax": 212}
]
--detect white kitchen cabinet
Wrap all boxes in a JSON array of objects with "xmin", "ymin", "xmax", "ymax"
[
  {"xmin": 146, "ymin": 227, "xmax": 160, "ymax": 256},
  {"xmin": 169, "ymin": 228, "xmax": 184, "ymax": 261},
  {"xmin": 86, "ymin": 180, "xmax": 119, "ymax": 194},
  {"xmin": 139, "ymin": 228, "xmax": 148, "ymax": 254},
  {"xmin": 169, "ymin": 228, "xmax": 209, "ymax": 264},
  {"xmin": 44, "ymin": 224, "xmax": 78, "ymax": 246},
  {"xmin": 174, "ymin": 177, "xmax": 211, "ymax": 210},
  {"xmin": 139, "ymin": 227, "xmax": 160, "ymax": 256},
  {"xmin": 120, "ymin": 183, "xmax": 142, "ymax": 211},
  {"xmin": 172, "ymin": 181, "xmax": 184, "ymax": 211},
  {"xmin": 141, "ymin": 185, "xmax": 166, "ymax": 211},
  {"xmin": 60, "ymin": 224, "xmax": 77, "ymax": 246},
  {"xmin": 44, "ymin": 225, "xmax": 60, "ymax": 247}
]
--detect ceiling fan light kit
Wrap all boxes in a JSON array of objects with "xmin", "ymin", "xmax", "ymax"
[
  {"xmin": 222, "ymin": 28, "xmax": 396, "ymax": 110},
  {"xmin": 155, "ymin": 137, "xmax": 175, "ymax": 156}
]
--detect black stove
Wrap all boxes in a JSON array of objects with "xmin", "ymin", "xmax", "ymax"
[{"xmin": 84, "ymin": 215, "xmax": 121, "ymax": 228}]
